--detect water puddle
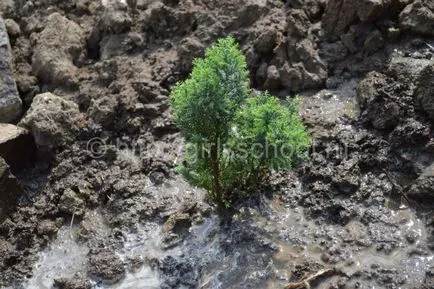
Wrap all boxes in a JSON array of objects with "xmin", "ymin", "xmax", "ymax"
[
  {"xmin": 23, "ymin": 227, "xmax": 89, "ymax": 289},
  {"xmin": 246, "ymin": 194, "xmax": 433, "ymax": 289},
  {"xmin": 109, "ymin": 266, "xmax": 160, "ymax": 289},
  {"xmin": 300, "ymin": 79, "xmax": 360, "ymax": 129},
  {"xmin": 101, "ymin": 0, "xmax": 127, "ymax": 8},
  {"xmin": 19, "ymin": 184, "xmax": 433, "ymax": 289}
]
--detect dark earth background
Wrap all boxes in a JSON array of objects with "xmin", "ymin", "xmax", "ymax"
[{"xmin": 0, "ymin": 0, "xmax": 434, "ymax": 288}]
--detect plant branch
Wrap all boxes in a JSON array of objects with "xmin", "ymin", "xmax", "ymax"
[{"xmin": 283, "ymin": 268, "xmax": 334, "ymax": 289}]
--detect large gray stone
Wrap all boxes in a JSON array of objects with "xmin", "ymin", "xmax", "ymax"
[
  {"xmin": 0, "ymin": 15, "xmax": 22, "ymax": 123},
  {"xmin": 0, "ymin": 157, "xmax": 23, "ymax": 220},
  {"xmin": 0, "ymin": 124, "xmax": 35, "ymax": 172}
]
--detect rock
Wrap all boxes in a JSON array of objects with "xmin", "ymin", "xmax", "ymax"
[
  {"xmin": 0, "ymin": 157, "xmax": 23, "ymax": 220},
  {"xmin": 286, "ymin": 0, "xmax": 327, "ymax": 20},
  {"xmin": 53, "ymin": 275, "xmax": 92, "ymax": 289},
  {"xmin": 301, "ymin": 63, "xmax": 327, "ymax": 90},
  {"xmin": 334, "ymin": 174, "xmax": 360, "ymax": 194},
  {"xmin": 14, "ymin": 62, "xmax": 39, "ymax": 106},
  {"xmin": 357, "ymin": 0, "xmax": 389, "ymax": 22},
  {"xmin": 13, "ymin": 37, "xmax": 33, "ymax": 62},
  {"xmin": 4, "ymin": 19, "xmax": 20, "ymax": 38},
  {"xmin": 390, "ymin": 0, "xmax": 413, "ymax": 13},
  {"xmin": 99, "ymin": 34, "xmax": 130, "ymax": 60},
  {"xmin": 37, "ymin": 219, "xmax": 60, "ymax": 237},
  {"xmin": 87, "ymin": 249, "xmax": 125, "ymax": 284},
  {"xmin": 405, "ymin": 230, "xmax": 419, "ymax": 243},
  {"xmin": 389, "ymin": 118, "xmax": 430, "ymax": 147},
  {"xmin": 333, "ymin": 157, "xmax": 360, "ymax": 194},
  {"xmin": 364, "ymin": 30, "xmax": 385, "ymax": 54},
  {"xmin": 144, "ymin": 2, "xmax": 196, "ymax": 37},
  {"xmin": 356, "ymin": 72, "xmax": 407, "ymax": 130},
  {"xmin": 255, "ymin": 62, "xmax": 268, "ymax": 86},
  {"xmin": 21, "ymin": 15, "xmax": 43, "ymax": 35},
  {"xmin": 88, "ymin": 95, "xmax": 119, "ymax": 128},
  {"xmin": 295, "ymin": 39, "xmax": 327, "ymax": 87},
  {"xmin": 32, "ymin": 13, "xmax": 86, "ymax": 86},
  {"xmin": 158, "ymin": 255, "xmax": 199, "ymax": 289},
  {"xmin": 59, "ymin": 188, "xmax": 85, "ymax": 216},
  {"xmin": 408, "ymin": 162, "xmax": 434, "ymax": 202},
  {"xmin": 19, "ymin": 92, "xmax": 84, "ymax": 151},
  {"xmin": 279, "ymin": 62, "xmax": 303, "ymax": 91},
  {"xmin": 254, "ymin": 28, "xmax": 279, "ymax": 55},
  {"xmin": 126, "ymin": 0, "xmax": 138, "ymax": 10},
  {"xmin": 163, "ymin": 212, "xmax": 191, "ymax": 235},
  {"xmin": 322, "ymin": 0, "xmax": 390, "ymax": 40},
  {"xmin": 326, "ymin": 76, "xmax": 344, "ymax": 88},
  {"xmin": 0, "ymin": 16, "xmax": 22, "ymax": 123},
  {"xmin": 162, "ymin": 0, "xmax": 179, "ymax": 6},
  {"xmin": 0, "ymin": 124, "xmax": 35, "ymax": 172},
  {"xmin": 91, "ymin": 59, "xmax": 118, "ymax": 87},
  {"xmin": 319, "ymin": 41, "xmax": 348, "ymax": 63},
  {"xmin": 399, "ymin": 0, "xmax": 434, "ymax": 36},
  {"xmin": 322, "ymin": 0, "xmax": 358, "ymax": 41},
  {"xmin": 414, "ymin": 64, "xmax": 434, "ymax": 121},
  {"xmin": 387, "ymin": 53, "xmax": 432, "ymax": 81},
  {"xmin": 410, "ymin": 37, "xmax": 426, "ymax": 48},
  {"xmin": 0, "ymin": 0, "xmax": 16, "ymax": 19},
  {"xmin": 276, "ymin": 39, "xmax": 327, "ymax": 91},
  {"xmin": 233, "ymin": 2, "xmax": 269, "ymax": 30},
  {"xmin": 177, "ymin": 37, "xmax": 205, "ymax": 73},
  {"xmin": 286, "ymin": 9, "xmax": 311, "ymax": 38},
  {"xmin": 357, "ymin": 72, "xmax": 386, "ymax": 108},
  {"xmin": 73, "ymin": 0, "xmax": 92, "ymax": 15},
  {"xmin": 340, "ymin": 31, "xmax": 358, "ymax": 53},
  {"xmin": 162, "ymin": 212, "xmax": 192, "ymax": 248},
  {"xmin": 101, "ymin": 0, "xmax": 127, "ymax": 9},
  {"xmin": 263, "ymin": 65, "xmax": 280, "ymax": 90},
  {"xmin": 387, "ymin": 27, "xmax": 401, "ymax": 41},
  {"xmin": 100, "ymin": 9, "xmax": 133, "ymax": 34}
]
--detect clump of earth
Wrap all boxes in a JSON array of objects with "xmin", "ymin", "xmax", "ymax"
[{"xmin": 0, "ymin": 0, "xmax": 434, "ymax": 288}]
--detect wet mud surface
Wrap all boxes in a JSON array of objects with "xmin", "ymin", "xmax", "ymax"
[{"xmin": 1, "ymin": 0, "xmax": 434, "ymax": 288}]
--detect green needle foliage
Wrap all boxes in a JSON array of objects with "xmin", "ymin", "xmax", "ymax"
[
  {"xmin": 224, "ymin": 93, "xmax": 311, "ymax": 188},
  {"xmin": 170, "ymin": 37, "xmax": 249, "ymax": 210},
  {"xmin": 170, "ymin": 36, "xmax": 311, "ymax": 212}
]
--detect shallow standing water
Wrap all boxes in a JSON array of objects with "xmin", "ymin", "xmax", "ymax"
[{"xmin": 20, "ymin": 190, "xmax": 434, "ymax": 289}]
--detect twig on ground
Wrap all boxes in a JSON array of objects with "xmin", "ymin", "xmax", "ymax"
[
  {"xmin": 69, "ymin": 208, "xmax": 76, "ymax": 238},
  {"xmin": 424, "ymin": 42, "xmax": 434, "ymax": 52},
  {"xmin": 382, "ymin": 169, "xmax": 412, "ymax": 206},
  {"xmin": 283, "ymin": 268, "xmax": 334, "ymax": 289}
]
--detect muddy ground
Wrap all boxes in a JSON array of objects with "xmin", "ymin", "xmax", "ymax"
[{"xmin": 0, "ymin": 0, "xmax": 434, "ymax": 288}]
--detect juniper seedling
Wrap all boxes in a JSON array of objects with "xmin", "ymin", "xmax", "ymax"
[
  {"xmin": 170, "ymin": 37, "xmax": 250, "ymax": 210},
  {"xmin": 170, "ymin": 36, "xmax": 310, "ymax": 212}
]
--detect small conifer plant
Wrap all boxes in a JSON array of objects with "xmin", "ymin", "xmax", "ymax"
[{"xmin": 170, "ymin": 37, "xmax": 311, "ymax": 212}]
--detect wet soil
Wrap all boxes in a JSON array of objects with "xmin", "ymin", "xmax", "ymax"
[{"xmin": 1, "ymin": 0, "xmax": 434, "ymax": 288}]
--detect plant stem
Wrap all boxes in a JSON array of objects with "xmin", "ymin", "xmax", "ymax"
[{"xmin": 211, "ymin": 139, "xmax": 223, "ymax": 212}]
